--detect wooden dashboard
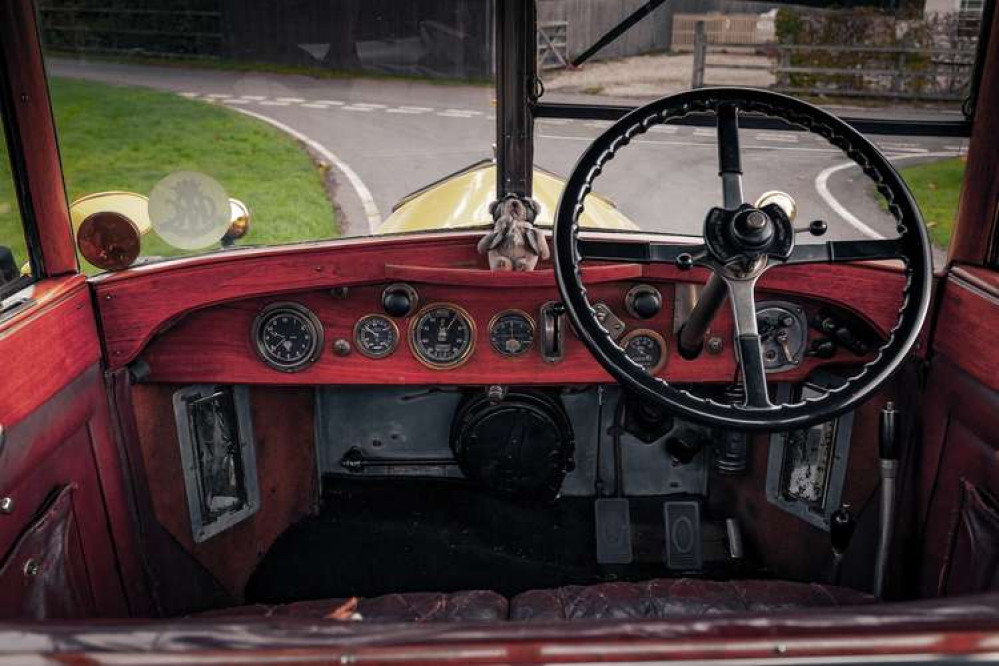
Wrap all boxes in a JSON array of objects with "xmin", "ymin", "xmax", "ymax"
[{"xmin": 93, "ymin": 232, "xmax": 905, "ymax": 386}]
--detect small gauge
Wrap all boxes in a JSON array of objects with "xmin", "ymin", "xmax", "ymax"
[
  {"xmin": 621, "ymin": 329, "xmax": 667, "ymax": 374},
  {"xmin": 410, "ymin": 304, "xmax": 476, "ymax": 369},
  {"xmin": 489, "ymin": 310, "xmax": 535, "ymax": 357},
  {"xmin": 253, "ymin": 303, "xmax": 324, "ymax": 372},
  {"xmin": 354, "ymin": 314, "xmax": 399, "ymax": 359}
]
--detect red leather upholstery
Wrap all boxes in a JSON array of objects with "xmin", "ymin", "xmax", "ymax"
[
  {"xmin": 200, "ymin": 579, "xmax": 873, "ymax": 623},
  {"xmin": 198, "ymin": 590, "xmax": 507, "ymax": 623},
  {"xmin": 509, "ymin": 579, "xmax": 875, "ymax": 622}
]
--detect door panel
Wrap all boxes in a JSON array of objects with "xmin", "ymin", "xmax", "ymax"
[
  {"xmin": 0, "ymin": 279, "xmax": 141, "ymax": 618},
  {"xmin": 918, "ymin": 268, "xmax": 999, "ymax": 597}
]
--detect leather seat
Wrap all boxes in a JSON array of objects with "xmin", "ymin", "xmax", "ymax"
[
  {"xmin": 197, "ymin": 590, "xmax": 507, "ymax": 623},
  {"xmin": 198, "ymin": 579, "xmax": 872, "ymax": 623},
  {"xmin": 510, "ymin": 579, "xmax": 875, "ymax": 622}
]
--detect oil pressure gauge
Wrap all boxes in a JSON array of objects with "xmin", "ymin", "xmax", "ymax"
[
  {"xmin": 621, "ymin": 329, "xmax": 667, "ymax": 374},
  {"xmin": 354, "ymin": 314, "xmax": 399, "ymax": 359}
]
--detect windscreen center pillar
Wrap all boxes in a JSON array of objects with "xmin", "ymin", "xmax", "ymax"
[{"xmin": 495, "ymin": 0, "xmax": 536, "ymax": 200}]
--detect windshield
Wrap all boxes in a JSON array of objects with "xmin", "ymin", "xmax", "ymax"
[{"xmin": 39, "ymin": 0, "xmax": 981, "ymax": 271}]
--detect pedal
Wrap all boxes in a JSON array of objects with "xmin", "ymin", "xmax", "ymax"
[
  {"xmin": 664, "ymin": 500, "xmax": 702, "ymax": 571},
  {"xmin": 595, "ymin": 498, "xmax": 633, "ymax": 564}
]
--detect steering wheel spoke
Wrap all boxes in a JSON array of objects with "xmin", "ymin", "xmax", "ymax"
[
  {"xmin": 785, "ymin": 238, "xmax": 905, "ymax": 265},
  {"xmin": 717, "ymin": 104, "xmax": 745, "ymax": 209},
  {"xmin": 725, "ymin": 277, "xmax": 773, "ymax": 409},
  {"xmin": 577, "ymin": 237, "xmax": 706, "ymax": 265}
]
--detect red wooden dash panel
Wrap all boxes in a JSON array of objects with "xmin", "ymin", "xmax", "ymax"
[
  {"xmin": 933, "ymin": 273, "xmax": 999, "ymax": 393},
  {"xmin": 384, "ymin": 263, "xmax": 642, "ymax": 286},
  {"xmin": 140, "ymin": 281, "xmax": 868, "ymax": 386},
  {"xmin": 98, "ymin": 233, "xmax": 906, "ymax": 372}
]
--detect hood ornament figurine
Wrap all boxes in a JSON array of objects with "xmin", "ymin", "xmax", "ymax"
[{"xmin": 477, "ymin": 195, "xmax": 550, "ymax": 271}]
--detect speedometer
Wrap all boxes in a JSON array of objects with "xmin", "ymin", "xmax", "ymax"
[
  {"xmin": 252, "ymin": 302, "xmax": 324, "ymax": 372},
  {"xmin": 621, "ymin": 329, "xmax": 667, "ymax": 374},
  {"xmin": 410, "ymin": 304, "xmax": 476, "ymax": 369}
]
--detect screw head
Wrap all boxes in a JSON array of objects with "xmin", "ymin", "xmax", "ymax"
[
  {"xmin": 0, "ymin": 497, "xmax": 13, "ymax": 514},
  {"xmin": 706, "ymin": 336, "xmax": 724, "ymax": 355},
  {"xmin": 333, "ymin": 339, "xmax": 351, "ymax": 356}
]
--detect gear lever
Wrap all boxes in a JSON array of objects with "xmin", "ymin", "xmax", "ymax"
[
  {"xmin": 829, "ymin": 504, "xmax": 855, "ymax": 585},
  {"xmin": 874, "ymin": 402, "xmax": 899, "ymax": 598}
]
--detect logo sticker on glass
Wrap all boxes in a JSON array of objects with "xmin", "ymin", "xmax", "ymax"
[{"xmin": 148, "ymin": 171, "xmax": 230, "ymax": 250}]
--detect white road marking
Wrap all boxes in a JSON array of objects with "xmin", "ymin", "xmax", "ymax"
[
  {"xmin": 444, "ymin": 108, "xmax": 482, "ymax": 115},
  {"xmin": 693, "ymin": 128, "xmax": 715, "ymax": 137},
  {"xmin": 386, "ymin": 108, "xmax": 425, "ymax": 114},
  {"xmin": 222, "ymin": 98, "xmax": 251, "ymax": 105},
  {"xmin": 398, "ymin": 106, "xmax": 433, "ymax": 112},
  {"xmin": 648, "ymin": 125, "xmax": 678, "ymax": 134},
  {"xmin": 240, "ymin": 95, "xmax": 267, "ymax": 101},
  {"xmin": 178, "ymin": 92, "xmax": 200, "ymax": 98},
  {"xmin": 258, "ymin": 100, "xmax": 290, "ymax": 106},
  {"xmin": 352, "ymin": 102, "xmax": 387, "ymax": 109},
  {"xmin": 586, "ymin": 121, "xmax": 613, "ymax": 129},
  {"xmin": 229, "ymin": 107, "xmax": 383, "ymax": 233},
  {"xmin": 814, "ymin": 151, "xmax": 966, "ymax": 240},
  {"xmin": 437, "ymin": 110, "xmax": 476, "ymax": 118},
  {"xmin": 275, "ymin": 97, "xmax": 305, "ymax": 103},
  {"xmin": 206, "ymin": 93, "xmax": 232, "ymax": 99},
  {"xmin": 300, "ymin": 103, "xmax": 331, "ymax": 109},
  {"xmin": 314, "ymin": 100, "xmax": 344, "ymax": 105},
  {"xmin": 755, "ymin": 133, "xmax": 799, "ymax": 143},
  {"xmin": 343, "ymin": 105, "xmax": 375, "ymax": 112}
]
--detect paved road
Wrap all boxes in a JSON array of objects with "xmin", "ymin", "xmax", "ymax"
[{"xmin": 50, "ymin": 59, "xmax": 966, "ymax": 253}]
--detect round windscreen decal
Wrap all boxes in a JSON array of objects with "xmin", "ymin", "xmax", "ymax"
[{"xmin": 148, "ymin": 171, "xmax": 230, "ymax": 249}]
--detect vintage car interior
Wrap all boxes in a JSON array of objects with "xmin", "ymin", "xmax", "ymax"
[{"xmin": 1, "ymin": 0, "xmax": 999, "ymax": 661}]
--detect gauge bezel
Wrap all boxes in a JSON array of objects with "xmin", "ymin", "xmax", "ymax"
[
  {"xmin": 252, "ymin": 302, "xmax": 325, "ymax": 373},
  {"xmin": 488, "ymin": 309, "xmax": 536, "ymax": 357},
  {"xmin": 409, "ymin": 303, "xmax": 477, "ymax": 370},
  {"xmin": 620, "ymin": 328, "xmax": 668, "ymax": 374},
  {"xmin": 353, "ymin": 314, "xmax": 400, "ymax": 359}
]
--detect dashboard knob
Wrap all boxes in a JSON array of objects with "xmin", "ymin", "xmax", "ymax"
[
  {"xmin": 382, "ymin": 283, "xmax": 418, "ymax": 318},
  {"xmin": 625, "ymin": 285, "xmax": 662, "ymax": 319}
]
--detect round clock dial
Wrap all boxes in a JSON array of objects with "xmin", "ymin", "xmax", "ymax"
[{"xmin": 253, "ymin": 303, "xmax": 324, "ymax": 372}]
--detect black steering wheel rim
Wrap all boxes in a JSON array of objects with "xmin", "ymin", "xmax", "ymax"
[{"xmin": 553, "ymin": 87, "xmax": 932, "ymax": 431}]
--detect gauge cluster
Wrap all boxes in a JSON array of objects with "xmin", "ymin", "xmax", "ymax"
[{"xmin": 240, "ymin": 280, "xmax": 874, "ymax": 383}]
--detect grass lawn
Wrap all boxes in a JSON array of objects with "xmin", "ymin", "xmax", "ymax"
[
  {"xmin": 1, "ymin": 76, "xmax": 336, "ymax": 274},
  {"xmin": 899, "ymin": 156, "xmax": 966, "ymax": 249}
]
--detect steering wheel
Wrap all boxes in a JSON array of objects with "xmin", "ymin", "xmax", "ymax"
[{"xmin": 553, "ymin": 88, "xmax": 932, "ymax": 431}]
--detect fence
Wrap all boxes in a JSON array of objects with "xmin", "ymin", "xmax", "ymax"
[
  {"xmin": 690, "ymin": 22, "xmax": 976, "ymax": 102},
  {"xmin": 538, "ymin": 21, "xmax": 569, "ymax": 69},
  {"xmin": 673, "ymin": 12, "xmax": 774, "ymax": 51}
]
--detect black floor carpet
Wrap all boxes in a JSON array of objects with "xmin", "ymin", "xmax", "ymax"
[{"xmin": 246, "ymin": 478, "xmax": 681, "ymax": 604}]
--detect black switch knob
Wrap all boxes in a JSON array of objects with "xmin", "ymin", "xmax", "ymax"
[
  {"xmin": 665, "ymin": 433, "xmax": 702, "ymax": 465},
  {"xmin": 830, "ymin": 505, "xmax": 856, "ymax": 556},
  {"xmin": 626, "ymin": 285, "xmax": 662, "ymax": 319},
  {"xmin": 382, "ymin": 284, "xmax": 417, "ymax": 317},
  {"xmin": 810, "ymin": 339, "xmax": 836, "ymax": 359}
]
